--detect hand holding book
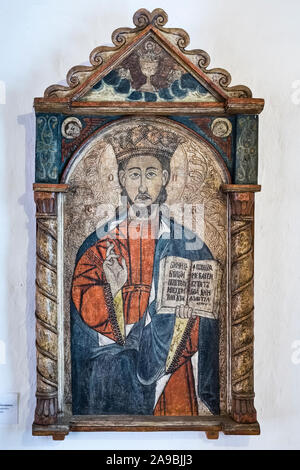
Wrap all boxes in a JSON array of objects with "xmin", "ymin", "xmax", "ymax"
[{"xmin": 175, "ymin": 304, "xmax": 197, "ymax": 319}]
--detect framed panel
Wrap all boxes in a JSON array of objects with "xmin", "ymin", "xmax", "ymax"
[{"xmin": 32, "ymin": 8, "xmax": 263, "ymax": 440}]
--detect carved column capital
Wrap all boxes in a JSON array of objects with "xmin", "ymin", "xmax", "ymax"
[
  {"xmin": 221, "ymin": 184, "xmax": 261, "ymax": 218},
  {"xmin": 33, "ymin": 184, "xmax": 68, "ymax": 216}
]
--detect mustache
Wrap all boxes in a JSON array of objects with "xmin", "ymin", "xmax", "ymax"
[{"xmin": 135, "ymin": 192, "xmax": 151, "ymax": 200}]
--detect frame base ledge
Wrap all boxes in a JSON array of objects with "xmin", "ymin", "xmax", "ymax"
[{"xmin": 32, "ymin": 415, "xmax": 260, "ymax": 440}]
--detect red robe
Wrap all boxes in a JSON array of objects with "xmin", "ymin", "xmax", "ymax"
[{"xmin": 72, "ymin": 218, "xmax": 200, "ymax": 415}]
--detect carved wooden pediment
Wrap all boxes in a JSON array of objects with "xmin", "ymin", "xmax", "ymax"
[{"xmin": 35, "ymin": 8, "xmax": 263, "ymax": 115}]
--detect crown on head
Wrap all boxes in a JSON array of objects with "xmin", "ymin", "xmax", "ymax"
[{"xmin": 106, "ymin": 124, "xmax": 183, "ymax": 163}]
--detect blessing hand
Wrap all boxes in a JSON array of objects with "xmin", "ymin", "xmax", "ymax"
[{"xmin": 103, "ymin": 241, "xmax": 127, "ymax": 297}]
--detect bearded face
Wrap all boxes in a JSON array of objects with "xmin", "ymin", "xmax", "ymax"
[{"xmin": 118, "ymin": 155, "xmax": 169, "ymax": 210}]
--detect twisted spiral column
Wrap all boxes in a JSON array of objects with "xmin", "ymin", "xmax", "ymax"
[
  {"xmin": 33, "ymin": 183, "xmax": 68, "ymax": 425},
  {"xmin": 222, "ymin": 184, "xmax": 261, "ymax": 424}
]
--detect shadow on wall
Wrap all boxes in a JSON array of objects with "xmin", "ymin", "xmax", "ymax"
[{"xmin": 17, "ymin": 111, "xmax": 37, "ymax": 446}]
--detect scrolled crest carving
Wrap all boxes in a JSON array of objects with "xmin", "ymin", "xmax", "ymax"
[
  {"xmin": 133, "ymin": 8, "xmax": 168, "ymax": 28},
  {"xmin": 44, "ymin": 8, "xmax": 252, "ymax": 100}
]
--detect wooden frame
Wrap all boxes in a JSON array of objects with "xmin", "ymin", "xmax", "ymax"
[{"xmin": 32, "ymin": 8, "xmax": 264, "ymax": 440}]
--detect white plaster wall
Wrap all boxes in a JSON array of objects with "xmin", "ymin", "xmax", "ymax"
[{"xmin": 0, "ymin": 0, "xmax": 299, "ymax": 450}]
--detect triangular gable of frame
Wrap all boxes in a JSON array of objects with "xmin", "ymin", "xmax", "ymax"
[
  {"xmin": 74, "ymin": 30, "xmax": 223, "ymax": 104},
  {"xmin": 35, "ymin": 9, "xmax": 264, "ymax": 115}
]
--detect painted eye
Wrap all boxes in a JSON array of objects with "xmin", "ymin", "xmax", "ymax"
[
  {"xmin": 129, "ymin": 172, "xmax": 140, "ymax": 179},
  {"xmin": 146, "ymin": 171, "xmax": 156, "ymax": 179}
]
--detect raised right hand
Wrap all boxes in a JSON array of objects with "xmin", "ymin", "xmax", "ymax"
[{"xmin": 103, "ymin": 241, "xmax": 128, "ymax": 297}]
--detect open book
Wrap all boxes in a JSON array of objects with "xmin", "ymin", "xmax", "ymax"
[{"xmin": 156, "ymin": 256, "xmax": 222, "ymax": 319}]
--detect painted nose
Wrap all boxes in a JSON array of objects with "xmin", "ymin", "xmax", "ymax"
[{"xmin": 139, "ymin": 175, "xmax": 148, "ymax": 193}]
